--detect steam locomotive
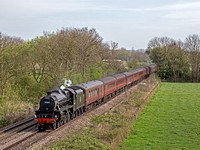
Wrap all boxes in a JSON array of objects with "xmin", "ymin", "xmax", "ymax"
[{"xmin": 34, "ymin": 64, "xmax": 157, "ymax": 131}]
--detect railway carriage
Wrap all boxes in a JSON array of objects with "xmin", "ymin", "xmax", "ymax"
[
  {"xmin": 131, "ymin": 69, "xmax": 143, "ymax": 81},
  {"xmin": 149, "ymin": 64, "xmax": 157, "ymax": 73},
  {"xmin": 144, "ymin": 66, "xmax": 151, "ymax": 77},
  {"xmin": 123, "ymin": 69, "xmax": 141, "ymax": 86},
  {"xmin": 71, "ymin": 80, "xmax": 104, "ymax": 109},
  {"xmin": 98, "ymin": 76, "xmax": 117, "ymax": 98},
  {"xmin": 112, "ymin": 73, "xmax": 126, "ymax": 93},
  {"xmin": 139, "ymin": 67, "xmax": 148, "ymax": 78},
  {"xmin": 123, "ymin": 71, "xmax": 133, "ymax": 86}
]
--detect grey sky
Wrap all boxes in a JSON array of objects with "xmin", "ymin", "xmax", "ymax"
[{"xmin": 1, "ymin": 0, "xmax": 200, "ymax": 49}]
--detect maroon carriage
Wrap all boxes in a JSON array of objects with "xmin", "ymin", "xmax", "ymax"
[
  {"xmin": 123, "ymin": 68, "xmax": 142, "ymax": 85},
  {"xmin": 144, "ymin": 66, "xmax": 151, "ymax": 77},
  {"xmin": 98, "ymin": 76, "xmax": 117, "ymax": 98},
  {"xmin": 71, "ymin": 80, "xmax": 104, "ymax": 107},
  {"xmin": 149, "ymin": 64, "xmax": 157, "ymax": 73},
  {"xmin": 111, "ymin": 73, "xmax": 126, "ymax": 92}
]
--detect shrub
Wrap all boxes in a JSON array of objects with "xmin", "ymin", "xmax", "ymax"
[
  {"xmin": 0, "ymin": 84, "xmax": 34, "ymax": 126},
  {"xmin": 14, "ymin": 74, "xmax": 50, "ymax": 103},
  {"xmin": 0, "ymin": 117, "xmax": 11, "ymax": 128}
]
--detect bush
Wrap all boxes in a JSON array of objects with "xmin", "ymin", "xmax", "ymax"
[
  {"xmin": 91, "ymin": 114, "xmax": 124, "ymax": 127},
  {"xmin": 0, "ymin": 84, "xmax": 34, "ymax": 127},
  {"xmin": 89, "ymin": 67, "xmax": 103, "ymax": 80},
  {"xmin": 14, "ymin": 74, "xmax": 51, "ymax": 103},
  {"xmin": 0, "ymin": 117, "xmax": 11, "ymax": 128},
  {"xmin": 71, "ymin": 73, "xmax": 83, "ymax": 85}
]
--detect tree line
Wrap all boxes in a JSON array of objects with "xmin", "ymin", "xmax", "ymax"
[
  {"xmin": 147, "ymin": 35, "xmax": 200, "ymax": 82},
  {"xmin": 2, "ymin": 28, "xmax": 198, "ymax": 105},
  {"xmin": 0, "ymin": 28, "xmax": 126, "ymax": 104}
]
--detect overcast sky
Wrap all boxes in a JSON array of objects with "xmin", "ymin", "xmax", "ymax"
[{"xmin": 1, "ymin": 0, "xmax": 200, "ymax": 49}]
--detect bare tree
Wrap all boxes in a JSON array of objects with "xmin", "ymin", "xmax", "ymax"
[
  {"xmin": 184, "ymin": 34, "xmax": 200, "ymax": 82},
  {"xmin": 148, "ymin": 37, "xmax": 176, "ymax": 49},
  {"xmin": 0, "ymin": 33, "xmax": 24, "ymax": 95},
  {"xmin": 149, "ymin": 37, "xmax": 190, "ymax": 81}
]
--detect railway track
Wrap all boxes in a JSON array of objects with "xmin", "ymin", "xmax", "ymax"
[
  {"xmin": 0, "ymin": 100, "xmax": 108, "ymax": 150},
  {"xmin": 4, "ymin": 108, "xmax": 101, "ymax": 150},
  {"xmin": 0, "ymin": 117, "xmax": 34, "ymax": 134},
  {"xmin": 0, "ymin": 117, "xmax": 37, "ymax": 150}
]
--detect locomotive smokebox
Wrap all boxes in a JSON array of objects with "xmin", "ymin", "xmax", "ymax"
[{"xmin": 40, "ymin": 96, "xmax": 55, "ymax": 113}]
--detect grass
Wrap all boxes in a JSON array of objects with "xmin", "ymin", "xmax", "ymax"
[
  {"xmin": 48, "ymin": 134, "xmax": 109, "ymax": 150},
  {"xmin": 119, "ymin": 83, "xmax": 200, "ymax": 150}
]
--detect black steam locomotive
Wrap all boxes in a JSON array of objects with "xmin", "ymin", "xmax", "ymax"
[{"xmin": 35, "ymin": 88, "xmax": 84, "ymax": 130}]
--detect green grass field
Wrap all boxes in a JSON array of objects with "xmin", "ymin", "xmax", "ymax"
[{"xmin": 119, "ymin": 83, "xmax": 200, "ymax": 150}]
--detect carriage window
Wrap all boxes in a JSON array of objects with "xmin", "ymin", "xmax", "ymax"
[
  {"xmin": 128, "ymin": 76, "xmax": 132, "ymax": 81},
  {"xmin": 118, "ymin": 79, "xmax": 123, "ymax": 84},
  {"xmin": 107, "ymin": 83, "xmax": 115, "ymax": 89}
]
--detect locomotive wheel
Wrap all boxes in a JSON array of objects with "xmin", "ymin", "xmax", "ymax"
[
  {"xmin": 52, "ymin": 123, "xmax": 57, "ymax": 130},
  {"xmin": 56, "ymin": 122, "xmax": 60, "ymax": 128},
  {"xmin": 76, "ymin": 109, "xmax": 80, "ymax": 116},
  {"xmin": 79, "ymin": 108, "xmax": 83, "ymax": 114},
  {"xmin": 59, "ymin": 121, "xmax": 62, "ymax": 127},
  {"xmin": 63, "ymin": 115, "xmax": 67, "ymax": 124},
  {"xmin": 73, "ymin": 112, "xmax": 76, "ymax": 118},
  {"xmin": 61, "ymin": 120, "xmax": 64, "ymax": 126},
  {"xmin": 79, "ymin": 107, "xmax": 83, "ymax": 114},
  {"xmin": 38, "ymin": 125, "xmax": 42, "ymax": 131},
  {"xmin": 67, "ymin": 112, "xmax": 70, "ymax": 122},
  {"xmin": 70, "ymin": 112, "xmax": 74, "ymax": 120},
  {"xmin": 64, "ymin": 112, "xmax": 70, "ymax": 123}
]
